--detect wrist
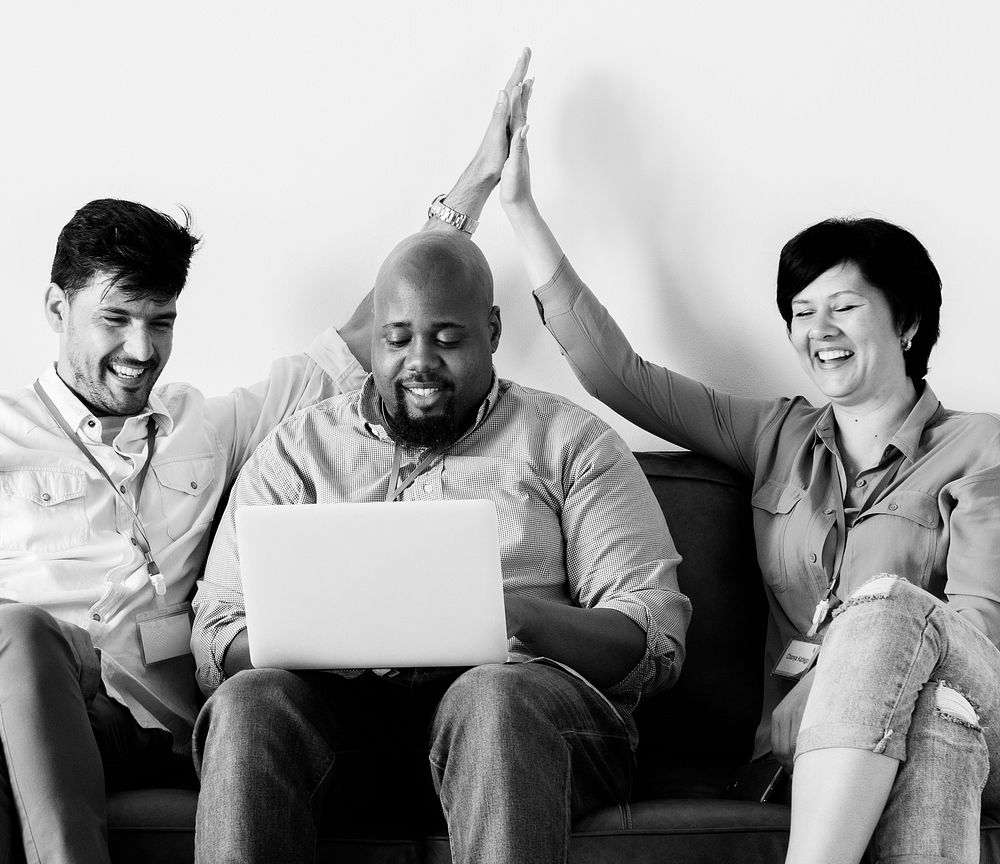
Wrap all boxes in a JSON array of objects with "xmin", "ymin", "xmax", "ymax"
[{"xmin": 501, "ymin": 195, "xmax": 540, "ymax": 223}]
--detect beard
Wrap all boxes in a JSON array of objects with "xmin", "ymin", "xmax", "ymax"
[{"xmin": 385, "ymin": 380, "xmax": 460, "ymax": 449}]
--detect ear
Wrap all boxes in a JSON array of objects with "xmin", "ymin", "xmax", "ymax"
[
  {"xmin": 902, "ymin": 316, "xmax": 920, "ymax": 346},
  {"xmin": 44, "ymin": 283, "xmax": 69, "ymax": 333},
  {"xmin": 488, "ymin": 306, "xmax": 502, "ymax": 353}
]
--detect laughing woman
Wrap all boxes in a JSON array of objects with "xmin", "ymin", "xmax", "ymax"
[{"xmin": 498, "ymin": 118, "xmax": 1000, "ymax": 862}]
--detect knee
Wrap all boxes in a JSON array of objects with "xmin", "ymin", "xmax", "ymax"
[
  {"xmin": 194, "ymin": 669, "xmax": 311, "ymax": 768},
  {"xmin": 431, "ymin": 664, "xmax": 557, "ymax": 754},
  {"xmin": 0, "ymin": 604, "xmax": 77, "ymax": 670},
  {"xmin": 0, "ymin": 602, "xmax": 59, "ymax": 647}
]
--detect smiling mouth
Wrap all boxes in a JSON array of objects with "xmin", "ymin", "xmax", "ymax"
[
  {"xmin": 108, "ymin": 362, "xmax": 149, "ymax": 382},
  {"xmin": 815, "ymin": 349, "xmax": 854, "ymax": 364}
]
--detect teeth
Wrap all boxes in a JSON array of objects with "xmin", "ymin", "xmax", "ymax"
[
  {"xmin": 111, "ymin": 364, "xmax": 144, "ymax": 379},
  {"xmin": 410, "ymin": 388, "xmax": 437, "ymax": 397},
  {"xmin": 817, "ymin": 349, "xmax": 852, "ymax": 362}
]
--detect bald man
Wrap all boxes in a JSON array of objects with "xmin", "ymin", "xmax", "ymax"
[{"xmin": 190, "ymin": 233, "xmax": 691, "ymax": 864}]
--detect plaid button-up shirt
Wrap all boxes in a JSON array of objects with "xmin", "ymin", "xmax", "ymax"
[{"xmin": 192, "ymin": 375, "xmax": 691, "ymax": 744}]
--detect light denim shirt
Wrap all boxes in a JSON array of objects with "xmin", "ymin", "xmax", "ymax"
[
  {"xmin": 0, "ymin": 329, "xmax": 365, "ymax": 743},
  {"xmin": 534, "ymin": 256, "xmax": 1000, "ymax": 758}
]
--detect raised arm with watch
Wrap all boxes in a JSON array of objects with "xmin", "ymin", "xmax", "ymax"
[{"xmin": 336, "ymin": 49, "xmax": 533, "ymax": 372}]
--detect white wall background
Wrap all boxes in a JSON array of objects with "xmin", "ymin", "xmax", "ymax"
[{"xmin": 2, "ymin": 1, "xmax": 998, "ymax": 451}]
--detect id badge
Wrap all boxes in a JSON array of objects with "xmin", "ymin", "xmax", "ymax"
[
  {"xmin": 136, "ymin": 602, "xmax": 193, "ymax": 666},
  {"xmin": 772, "ymin": 634, "xmax": 822, "ymax": 681}
]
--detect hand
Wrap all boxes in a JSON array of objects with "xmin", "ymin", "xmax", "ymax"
[
  {"xmin": 467, "ymin": 48, "xmax": 533, "ymax": 186},
  {"xmin": 498, "ymin": 108, "xmax": 531, "ymax": 211},
  {"xmin": 771, "ymin": 669, "xmax": 816, "ymax": 772},
  {"xmin": 434, "ymin": 48, "xmax": 533, "ymax": 223}
]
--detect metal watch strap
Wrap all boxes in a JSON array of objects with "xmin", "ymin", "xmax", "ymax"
[{"xmin": 427, "ymin": 194, "xmax": 479, "ymax": 235}]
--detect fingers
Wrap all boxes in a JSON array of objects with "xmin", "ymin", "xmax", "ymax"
[
  {"xmin": 503, "ymin": 47, "xmax": 532, "ymax": 96},
  {"xmin": 510, "ymin": 78, "xmax": 533, "ymax": 136}
]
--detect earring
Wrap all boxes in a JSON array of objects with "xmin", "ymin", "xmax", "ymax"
[{"xmin": 901, "ymin": 337, "xmax": 912, "ymax": 352}]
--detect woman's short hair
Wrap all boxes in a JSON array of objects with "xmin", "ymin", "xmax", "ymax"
[
  {"xmin": 776, "ymin": 217, "xmax": 942, "ymax": 380},
  {"xmin": 51, "ymin": 199, "xmax": 200, "ymax": 303}
]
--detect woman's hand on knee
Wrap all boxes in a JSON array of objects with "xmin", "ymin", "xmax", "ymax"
[{"xmin": 771, "ymin": 669, "xmax": 816, "ymax": 772}]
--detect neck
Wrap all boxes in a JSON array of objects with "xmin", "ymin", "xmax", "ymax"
[{"xmin": 832, "ymin": 380, "xmax": 919, "ymax": 474}]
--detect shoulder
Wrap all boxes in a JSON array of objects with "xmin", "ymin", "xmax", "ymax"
[
  {"xmin": 257, "ymin": 389, "xmax": 362, "ymax": 449},
  {"xmin": 497, "ymin": 379, "xmax": 619, "ymax": 438},
  {"xmin": 929, "ymin": 406, "xmax": 1000, "ymax": 457}
]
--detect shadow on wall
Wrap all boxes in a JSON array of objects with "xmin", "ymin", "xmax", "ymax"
[{"xmin": 549, "ymin": 72, "xmax": 778, "ymax": 395}]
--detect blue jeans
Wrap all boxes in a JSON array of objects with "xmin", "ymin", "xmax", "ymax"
[
  {"xmin": 797, "ymin": 576, "xmax": 1000, "ymax": 862},
  {"xmin": 192, "ymin": 662, "xmax": 633, "ymax": 864}
]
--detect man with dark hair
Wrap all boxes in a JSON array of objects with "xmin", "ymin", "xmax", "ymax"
[
  {"xmin": 189, "ymin": 229, "xmax": 691, "ymax": 864},
  {"xmin": 0, "ymin": 52, "xmax": 531, "ymax": 864}
]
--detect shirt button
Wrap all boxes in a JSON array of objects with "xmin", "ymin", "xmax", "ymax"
[
  {"xmin": 823, "ymin": 508, "xmax": 834, "ymax": 516},
  {"xmin": 855, "ymin": 478, "xmax": 867, "ymax": 488},
  {"xmin": 809, "ymin": 553, "xmax": 818, "ymax": 563},
  {"xmin": 120, "ymin": 485, "xmax": 126, "ymax": 493},
  {"xmin": 131, "ymin": 537, "xmax": 138, "ymax": 545},
  {"xmin": 91, "ymin": 613, "xmax": 102, "ymax": 622},
  {"xmin": 41, "ymin": 492, "xmax": 51, "ymax": 502},
  {"xmin": 888, "ymin": 503, "xmax": 899, "ymax": 511},
  {"xmin": 190, "ymin": 481, "xmax": 198, "ymax": 490},
  {"xmin": 88, "ymin": 420, "xmax": 96, "ymax": 428},
  {"xmin": 423, "ymin": 483, "xmax": 433, "ymax": 494}
]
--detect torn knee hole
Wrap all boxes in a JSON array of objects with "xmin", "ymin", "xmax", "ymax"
[{"xmin": 934, "ymin": 681, "xmax": 981, "ymax": 730}]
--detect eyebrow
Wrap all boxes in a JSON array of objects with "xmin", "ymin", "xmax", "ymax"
[
  {"xmin": 790, "ymin": 290, "xmax": 863, "ymax": 306},
  {"xmin": 381, "ymin": 321, "xmax": 468, "ymax": 329},
  {"xmin": 97, "ymin": 304, "xmax": 178, "ymax": 322}
]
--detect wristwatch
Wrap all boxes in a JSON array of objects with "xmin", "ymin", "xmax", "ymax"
[{"xmin": 427, "ymin": 194, "xmax": 479, "ymax": 235}]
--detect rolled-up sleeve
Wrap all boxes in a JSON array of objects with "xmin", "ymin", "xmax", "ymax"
[
  {"xmin": 561, "ymin": 421, "xmax": 691, "ymax": 710},
  {"xmin": 191, "ymin": 434, "xmax": 304, "ymax": 694}
]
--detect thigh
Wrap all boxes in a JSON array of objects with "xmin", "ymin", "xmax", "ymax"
[{"xmin": 432, "ymin": 661, "xmax": 634, "ymax": 809}]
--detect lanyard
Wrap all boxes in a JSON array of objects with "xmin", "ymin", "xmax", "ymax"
[
  {"xmin": 384, "ymin": 443, "xmax": 446, "ymax": 502},
  {"xmin": 807, "ymin": 453, "xmax": 906, "ymax": 636},
  {"xmin": 33, "ymin": 380, "xmax": 166, "ymax": 602}
]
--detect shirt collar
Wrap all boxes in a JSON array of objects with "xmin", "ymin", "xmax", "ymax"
[
  {"xmin": 357, "ymin": 372, "xmax": 501, "ymax": 446},
  {"xmin": 811, "ymin": 381, "xmax": 944, "ymax": 464},
  {"xmin": 37, "ymin": 363, "xmax": 173, "ymax": 439},
  {"xmin": 888, "ymin": 382, "xmax": 943, "ymax": 463}
]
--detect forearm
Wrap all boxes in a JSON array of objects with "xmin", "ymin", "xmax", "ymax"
[
  {"xmin": 222, "ymin": 629, "xmax": 254, "ymax": 679},
  {"xmin": 506, "ymin": 594, "xmax": 646, "ymax": 689},
  {"xmin": 503, "ymin": 198, "xmax": 565, "ymax": 286}
]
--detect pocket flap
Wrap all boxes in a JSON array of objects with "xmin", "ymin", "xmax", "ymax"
[
  {"xmin": 751, "ymin": 480, "xmax": 803, "ymax": 515},
  {"xmin": 866, "ymin": 490, "xmax": 939, "ymax": 528},
  {"xmin": 151, "ymin": 456, "xmax": 215, "ymax": 497},
  {"xmin": 0, "ymin": 468, "xmax": 87, "ymax": 507}
]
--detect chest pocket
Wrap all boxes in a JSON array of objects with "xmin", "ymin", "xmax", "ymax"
[
  {"xmin": 150, "ymin": 457, "xmax": 216, "ymax": 540},
  {"xmin": 750, "ymin": 480, "xmax": 805, "ymax": 593},
  {"xmin": 0, "ymin": 468, "xmax": 90, "ymax": 553},
  {"xmin": 847, "ymin": 490, "xmax": 940, "ymax": 586}
]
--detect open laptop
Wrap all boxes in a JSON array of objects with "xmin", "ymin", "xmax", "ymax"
[{"xmin": 235, "ymin": 499, "xmax": 508, "ymax": 669}]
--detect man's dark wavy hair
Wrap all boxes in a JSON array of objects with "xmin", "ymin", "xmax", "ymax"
[
  {"xmin": 51, "ymin": 199, "xmax": 200, "ymax": 303},
  {"xmin": 776, "ymin": 217, "xmax": 942, "ymax": 381}
]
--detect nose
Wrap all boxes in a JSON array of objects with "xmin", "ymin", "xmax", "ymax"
[
  {"xmin": 123, "ymin": 324, "xmax": 155, "ymax": 362},
  {"xmin": 404, "ymin": 336, "xmax": 442, "ymax": 373},
  {"xmin": 808, "ymin": 309, "xmax": 838, "ymax": 341}
]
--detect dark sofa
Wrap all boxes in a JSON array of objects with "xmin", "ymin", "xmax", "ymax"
[{"xmin": 106, "ymin": 450, "xmax": 1000, "ymax": 863}]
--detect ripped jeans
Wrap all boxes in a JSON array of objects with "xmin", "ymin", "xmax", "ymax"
[{"xmin": 797, "ymin": 575, "xmax": 1000, "ymax": 862}]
